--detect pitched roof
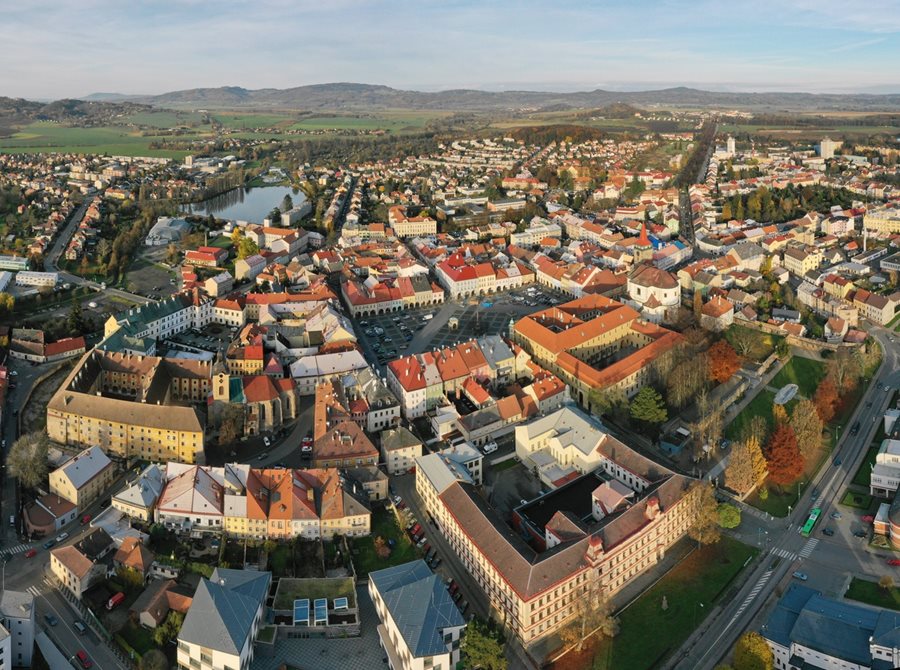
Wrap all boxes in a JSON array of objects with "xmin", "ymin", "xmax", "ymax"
[{"xmin": 370, "ymin": 560, "xmax": 465, "ymax": 657}]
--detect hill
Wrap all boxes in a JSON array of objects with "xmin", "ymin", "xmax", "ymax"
[{"xmin": 95, "ymin": 83, "xmax": 900, "ymax": 112}]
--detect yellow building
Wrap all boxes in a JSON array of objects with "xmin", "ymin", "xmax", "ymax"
[
  {"xmin": 48, "ymin": 445, "xmax": 115, "ymax": 509},
  {"xmin": 864, "ymin": 208, "xmax": 900, "ymax": 235},
  {"xmin": 46, "ymin": 351, "xmax": 209, "ymax": 465}
]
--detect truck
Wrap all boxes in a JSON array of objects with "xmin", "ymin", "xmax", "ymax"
[{"xmin": 106, "ymin": 592, "xmax": 125, "ymax": 610}]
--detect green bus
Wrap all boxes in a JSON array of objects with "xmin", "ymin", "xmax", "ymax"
[{"xmin": 800, "ymin": 507, "xmax": 821, "ymax": 537}]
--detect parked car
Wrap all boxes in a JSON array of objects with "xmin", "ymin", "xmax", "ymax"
[
  {"xmin": 43, "ymin": 614, "xmax": 58, "ymax": 627},
  {"xmin": 257, "ymin": 452, "xmax": 268, "ymax": 461},
  {"xmin": 821, "ymin": 528, "xmax": 834, "ymax": 537},
  {"xmin": 301, "ymin": 434, "xmax": 313, "ymax": 449},
  {"xmin": 482, "ymin": 441, "xmax": 499, "ymax": 454},
  {"xmin": 80, "ymin": 514, "xmax": 91, "ymax": 525},
  {"xmin": 792, "ymin": 571, "xmax": 808, "ymax": 581},
  {"xmin": 392, "ymin": 495, "xmax": 402, "ymax": 505},
  {"xmin": 73, "ymin": 621, "xmax": 87, "ymax": 634},
  {"xmin": 55, "ymin": 532, "xmax": 68, "ymax": 543},
  {"xmin": 76, "ymin": 650, "xmax": 93, "ymax": 669},
  {"xmin": 854, "ymin": 530, "xmax": 868, "ymax": 538},
  {"xmin": 830, "ymin": 511, "xmax": 842, "ymax": 520},
  {"xmin": 42, "ymin": 539, "xmax": 55, "ymax": 550},
  {"xmin": 263, "ymin": 436, "xmax": 271, "ymax": 448},
  {"xmin": 888, "ymin": 559, "xmax": 900, "ymax": 566},
  {"xmin": 862, "ymin": 515, "xmax": 875, "ymax": 523},
  {"xmin": 429, "ymin": 556, "xmax": 442, "ymax": 569}
]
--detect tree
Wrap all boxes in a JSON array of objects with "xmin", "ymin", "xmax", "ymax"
[
  {"xmin": 826, "ymin": 347, "xmax": 863, "ymax": 393},
  {"xmin": 775, "ymin": 340, "xmax": 790, "ymax": 360},
  {"xmin": 557, "ymin": 580, "xmax": 619, "ymax": 652},
  {"xmin": 589, "ymin": 386, "xmax": 628, "ymax": 422},
  {"xmin": 726, "ymin": 436, "xmax": 767, "ymax": 496},
  {"xmin": 764, "ymin": 423, "xmax": 804, "ymax": 486},
  {"xmin": 813, "ymin": 377, "xmax": 840, "ymax": 424},
  {"xmin": 666, "ymin": 355, "xmax": 708, "ymax": 410},
  {"xmin": 281, "ymin": 194, "xmax": 294, "ymax": 212},
  {"xmin": 153, "ymin": 610, "xmax": 185, "ymax": 646},
  {"xmin": 733, "ymin": 631, "xmax": 774, "ymax": 670},
  {"xmin": 629, "ymin": 386, "xmax": 667, "ymax": 426},
  {"xmin": 66, "ymin": 299, "xmax": 85, "ymax": 336},
  {"xmin": 7, "ymin": 432, "xmax": 49, "ymax": 490},
  {"xmin": 688, "ymin": 482, "xmax": 721, "ymax": 545},
  {"xmin": 692, "ymin": 390, "xmax": 724, "ymax": 458},
  {"xmin": 880, "ymin": 575, "xmax": 895, "ymax": 591},
  {"xmin": 237, "ymin": 236, "xmax": 259, "ymax": 260},
  {"xmin": 789, "ymin": 398, "xmax": 823, "ymax": 460},
  {"xmin": 166, "ymin": 242, "xmax": 179, "ymax": 265},
  {"xmin": 218, "ymin": 404, "xmax": 245, "ymax": 447},
  {"xmin": 707, "ymin": 340, "xmax": 741, "ymax": 384},
  {"xmin": 718, "ymin": 503, "xmax": 741, "ymax": 529},
  {"xmin": 0, "ymin": 292, "xmax": 15, "ymax": 317},
  {"xmin": 461, "ymin": 617, "xmax": 506, "ymax": 670},
  {"xmin": 116, "ymin": 566, "xmax": 145, "ymax": 591},
  {"xmin": 139, "ymin": 650, "xmax": 169, "ymax": 670}
]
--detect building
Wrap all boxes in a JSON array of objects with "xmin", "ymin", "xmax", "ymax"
[
  {"xmin": 369, "ymin": 561, "xmax": 466, "ymax": 670},
  {"xmin": 864, "ymin": 206, "xmax": 900, "ymax": 236},
  {"xmin": 177, "ymin": 569, "xmax": 271, "ymax": 670},
  {"xmin": 145, "ymin": 216, "xmax": 191, "ymax": 246},
  {"xmin": 0, "ymin": 255, "xmax": 29, "ymax": 271},
  {"xmin": 50, "ymin": 542, "xmax": 108, "ymax": 599},
  {"xmin": 762, "ymin": 583, "xmax": 900, "ymax": 670},
  {"xmin": 416, "ymin": 406, "xmax": 698, "ymax": 648},
  {"xmin": 700, "ymin": 296, "xmax": 735, "ymax": 332},
  {"xmin": 9, "ymin": 330, "xmax": 86, "ymax": 363},
  {"xmin": 204, "ymin": 272, "xmax": 234, "ymax": 297},
  {"xmin": 14, "ymin": 271, "xmax": 58, "ymax": 287},
  {"xmin": 46, "ymin": 350, "xmax": 209, "ymax": 465},
  {"xmin": 0, "ymin": 591, "xmax": 35, "ymax": 668},
  {"xmin": 818, "ymin": 137, "xmax": 839, "ymax": 159},
  {"xmin": 48, "ymin": 445, "xmax": 115, "ymax": 508},
  {"xmin": 783, "ymin": 245, "xmax": 822, "ymax": 277},
  {"xmin": 312, "ymin": 380, "xmax": 380, "ymax": 469},
  {"xmin": 625, "ymin": 264, "xmax": 680, "ymax": 323},
  {"xmin": 870, "ymin": 438, "xmax": 900, "ymax": 498},
  {"xmin": 112, "ymin": 463, "xmax": 165, "ymax": 521},
  {"xmin": 101, "ymin": 290, "xmax": 213, "ymax": 350},
  {"xmin": 235, "ymin": 254, "xmax": 267, "ymax": 281},
  {"xmin": 381, "ymin": 427, "xmax": 423, "ymax": 476},
  {"xmin": 388, "ymin": 206, "xmax": 437, "ymax": 238},
  {"xmin": 512, "ymin": 294, "xmax": 682, "ymax": 408}
]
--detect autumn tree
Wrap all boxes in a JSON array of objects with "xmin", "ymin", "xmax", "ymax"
[
  {"xmin": 692, "ymin": 390, "xmax": 724, "ymax": 458},
  {"xmin": 707, "ymin": 340, "xmax": 741, "ymax": 384},
  {"xmin": 218, "ymin": 404, "xmax": 245, "ymax": 447},
  {"xmin": 789, "ymin": 398, "xmax": 823, "ymax": 460},
  {"xmin": 733, "ymin": 631, "xmax": 774, "ymax": 670},
  {"xmin": 880, "ymin": 575, "xmax": 895, "ymax": 591},
  {"xmin": 629, "ymin": 386, "xmax": 668, "ymax": 426},
  {"xmin": 764, "ymin": 423, "xmax": 804, "ymax": 486},
  {"xmin": 688, "ymin": 482, "xmax": 721, "ymax": 545},
  {"xmin": 7, "ymin": 432, "xmax": 49, "ymax": 490},
  {"xmin": 557, "ymin": 580, "xmax": 619, "ymax": 652},
  {"xmin": 813, "ymin": 377, "xmax": 840, "ymax": 424},
  {"xmin": 725, "ymin": 436, "xmax": 767, "ymax": 496}
]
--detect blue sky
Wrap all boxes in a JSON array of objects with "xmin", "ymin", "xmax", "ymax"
[{"xmin": 2, "ymin": 0, "xmax": 899, "ymax": 99}]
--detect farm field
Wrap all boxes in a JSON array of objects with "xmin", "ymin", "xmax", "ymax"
[{"xmin": 0, "ymin": 121, "xmax": 195, "ymax": 158}]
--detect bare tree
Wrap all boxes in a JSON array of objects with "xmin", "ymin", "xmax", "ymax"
[
  {"xmin": 729, "ymin": 327, "xmax": 756, "ymax": 358},
  {"xmin": 8, "ymin": 432, "xmax": 49, "ymax": 490},
  {"xmin": 557, "ymin": 578, "xmax": 619, "ymax": 652}
]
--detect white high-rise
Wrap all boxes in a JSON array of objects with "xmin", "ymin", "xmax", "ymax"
[{"xmin": 818, "ymin": 137, "xmax": 839, "ymax": 159}]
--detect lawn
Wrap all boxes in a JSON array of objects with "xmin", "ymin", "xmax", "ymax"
[
  {"xmin": 725, "ymin": 390, "xmax": 786, "ymax": 440},
  {"xmin": 272, "ymin": 577, "xmax": 356, "ymax": 611},
  {"xmin": 587, "ymin": 537, "xmax": 758, "ymax": 670},
  {"xmin": 840, "ymin": 490, "xmax": 874, "ymax": 510},
  {"xmin": 771, "ymin": 356, "xmax": 825, "ymax": 398},
  {"xmin": 268, "ymin": 545, "xmax": 292, "ymax": 576},
  {"xmin": 207, "ymin": 235, "xmax": 234, "ymax": 249},
  {"xmin": 351, "ymin": 508, "xmax": 419, "ymax": 577},
  {"xmin": 0, "ymin": 121, "xmax": 194, "ymax": 158},
  {"xmin": 845, "ymin": 577, "xmax": 900, "ymax": 611},
  {"xmin": 853, "ymin": 443, "xmax": 881, "ymax": 487},
  {"xmin": 725, "ymin": 324, "xmax": 783, "ymax": 363}
]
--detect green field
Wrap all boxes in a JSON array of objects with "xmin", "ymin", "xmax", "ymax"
[
  {"xmin": 0, "ymin": 121, "xmax": 194, "ymax": 158},
  {"xmin": 770, "ymin": 356, "xmax": 826, "ymax": 398},
  {"xmin": 725, "ymin": 390, "xmax": 789, "ymax": 441},
  {"xmin": 588, "ymin": 538, "xmax": 757, "ymax": 670},
  {"xmin": 350, "ymin": 509, "xmax": 419, "ymax": 577},
  {"xmin": 845, "ymin": 577, "xmax": 900, "ymax": 611},
  {"xmin": 127, "ymin": 110, "xmax": 209, "ymax": 128}
]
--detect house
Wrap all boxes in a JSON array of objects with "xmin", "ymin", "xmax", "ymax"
[
  {"xmin": 381, "ymin": 427, "xmax": 423, "ymax": 476},
  {"xmin": 130, "ymin": 578, "xmax": 193, "ymax": 629},
  {"xmin": 204, "ymin": 271, "xmax": 234, "ymax": 297},
  {"xmin": 50, "ymin": 532, "xmax": 112, "ymax": 600},
  {"xmin": 113, "ymin": 537, "xmax": 155, "ymax": 582},
  {"xmin": 177, "ymin": 569, "xmax": 271, "ymax": 670},
  {"xmin": 48, "ymin": 445, "xmax": 115, "ymax": 509},
  {"xmin": 369, "ymin": 561, "xmax": 467, "ymax": 670},
  {"xmin": 112, "ymin": 463, "xmax": 165, "ymax": 521},
  {"xmin": 234, "ymin": 254, "xmax": 267, "ymax": 281},
  {"xmin": 700, "ymin": 296, "xmax": 735, "ymax": 332}
]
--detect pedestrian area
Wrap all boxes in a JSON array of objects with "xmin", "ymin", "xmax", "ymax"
[{"xmin": 251, "ymin": 586, "xmax": 386, "ymax": 670}]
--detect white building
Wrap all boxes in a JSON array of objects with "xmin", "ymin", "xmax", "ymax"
[
  {"xmin": 369, "ymin": 561, "xmax": 466, "ymax": 670},
  {"xmin": 818, "ymin": 137, "xmax": 839, "ymax": 160},
  {"xmin": 625, "ymin": 265, "xmax": 680, "ymax": 323},
  {"xmin": 0, "ymin": 591, "xmax": 34, "ymax": 668},
  {"xmin": 870, "ymin": 438, "xmax": 900, "ymax": 498},
  {"xmin": 177, "ymin": 569, "xmax": 270, "ymax": 670},
  {"xmin": 15, "ymin": 271, "xmax": 58, "ymax": 288}
]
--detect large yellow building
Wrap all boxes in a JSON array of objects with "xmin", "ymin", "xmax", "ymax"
[{"xmin": 47, "ymin": 351, "xmax": 209, "ymax": 464}]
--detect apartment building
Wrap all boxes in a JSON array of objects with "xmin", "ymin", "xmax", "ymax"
[
  {"xmin": 864, "ymin": 206, "xmax": 900, "ymax": 235},
  {"xmin": 46, "ymin": 350, "xmax": 209, "ymax": 465},
  {"xmin": 388, "ymin": 205, "xmax": 438, "ymax": 238},
  {"xmin": 48, "ymin": 445, "xmax": 115, "ymax": 508},
  {"xmin": 0, "ymin": 591, "xmax": 34, "ymax": 668}
]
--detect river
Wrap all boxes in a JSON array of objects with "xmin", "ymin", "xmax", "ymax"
[{"xmin": 182, "ymin": 185, "xmax": 307, "ymax": 224}]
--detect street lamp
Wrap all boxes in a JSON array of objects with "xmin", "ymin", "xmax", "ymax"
[{"xmin": 797, "ymin": 480, "xmax": 805, "ymax": 505}]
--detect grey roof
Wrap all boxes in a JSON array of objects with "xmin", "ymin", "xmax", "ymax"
[
  {"xmin": 0, "ymin": 590, "xmax": 34, "ymax": 620},
  {"xmin": 113, "ymin": 464, "xmax": 165, "ymax": 509},
  {"xmin": 178, "ymin": 569, "xmax": 271, "ymax": 655},
  {"xmin": 56, "ymin": 445, "xmax": 112, "ymax": 490},
  {"xmin": 381, "ymin": 427, "xmax": 422, "ymax": 453},
  {"xmin": 477, "ymin": 334, "xmax": 514, "ymax": 372},
  {"xmin": 416, "ymin": 452, "xmax": 473, "ymax": 495},
  {"xmin": 370, "ymin": 560, "xmax": 465, "ymax": 658}
]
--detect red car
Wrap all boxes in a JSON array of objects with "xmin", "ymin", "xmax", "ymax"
[
  {"xmin": 76, "ymin": 650, "xmax": 92, "ymax": 669},
  {"xmin": 301, "ymin": 435, "xmax": 313, "ymax": 448},
  {"xmin": 889, "ymin": 559, "xmax": 900, "ymax": 566},
  {"xmin": 862, "ymin": 515, "xmax": 875, "ymax": 523},
  {"xmin": 24, "ymin": 549, "xmax": 36, "ymax": 559}
]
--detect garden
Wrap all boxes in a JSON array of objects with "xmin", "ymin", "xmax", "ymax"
[{"xmin": 350, "ymin": 508, "xmax": 420, "ymax": 577}]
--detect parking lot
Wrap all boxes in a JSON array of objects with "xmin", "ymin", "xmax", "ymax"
[
  {"xmin": 125, "ymin": 247, "xmax": 179, "ymax": 300},
  {"xmin": 161, "ymin": 322, "xmax": 236, "ymax": 357},
  {"xmin": 352, "ymin": 283, "xmax": 568, "ymax": 370}
]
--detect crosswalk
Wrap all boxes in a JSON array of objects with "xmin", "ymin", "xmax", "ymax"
[
  {"xmin": 25, "ymin": 584, "xmax": 42, "ymax": 598},
  {"xmin": 799, "ymin": 538, "xmax": 819, "ymax": 559},
  {"xmin": 5, "ymin": 543, "xmax": 33, "ymax": 556},
  {"xmin": 730, "ymin": 569, "xmax": 773, "ymax": 626},
  {"xmin": 772, "ymin": 547, "xmax": 798, "ymax": 561}
]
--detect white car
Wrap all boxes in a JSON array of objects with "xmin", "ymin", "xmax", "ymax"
[
  {"xmin": 263, "ymin": 436, "xmax": 271, "ymax": 447},
  {"xmin": 482, "ymin": 441, "xmax": 498, "ymax": 454}
]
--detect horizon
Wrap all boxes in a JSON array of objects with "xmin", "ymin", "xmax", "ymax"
[{"xmin": 4, "ymin": 0, "xmax": 900, "ymax": 100}]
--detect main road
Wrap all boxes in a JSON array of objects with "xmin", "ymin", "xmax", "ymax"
[{"xmin": 672, "ymin": 326, "xmax": 900, "ymax": 670}]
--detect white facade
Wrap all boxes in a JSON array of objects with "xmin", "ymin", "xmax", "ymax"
[{"xmin": 15, "ymin": 271, "xmax": 58, "ymax": 287}]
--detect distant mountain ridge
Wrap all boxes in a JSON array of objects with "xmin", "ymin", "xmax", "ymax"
[{"xmin": 81, "ymin": 82, "xmax": 900, "ymax": 111}]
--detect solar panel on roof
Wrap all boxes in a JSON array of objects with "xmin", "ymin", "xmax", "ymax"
[
  {"xmin": 333, "ymin": 597, "xmax": 348, "ymax": 610},
  {"xmin": 314, "ymin": 598, "xmax": 328, "ymax": 625},
  {"xmin": 293, "ymin": 598, "xmax": 310, "ymax": 625}
]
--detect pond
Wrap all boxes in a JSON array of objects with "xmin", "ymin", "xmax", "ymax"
[{"xmin": 183, "ymin": 185, "xmax": 307, "ymax": 224}]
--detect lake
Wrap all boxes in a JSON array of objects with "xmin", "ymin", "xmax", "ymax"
[{"xmin": 183, "ymin": 186, "xmax": 307, "ymax": 223}]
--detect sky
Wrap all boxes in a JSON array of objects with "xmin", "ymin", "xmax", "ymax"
[{"xmin": 2, "ymin": 0, "xmax": 899, "ymax": 99}]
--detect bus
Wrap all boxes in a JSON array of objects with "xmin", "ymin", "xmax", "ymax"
[{"xmin": 800, "ymin": 507, "xmax": 821, "ymax": 537}]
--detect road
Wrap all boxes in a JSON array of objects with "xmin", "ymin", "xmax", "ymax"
[{"xmin": 672, "ymin": 326, "xmax": 900, "ymax": 669}]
